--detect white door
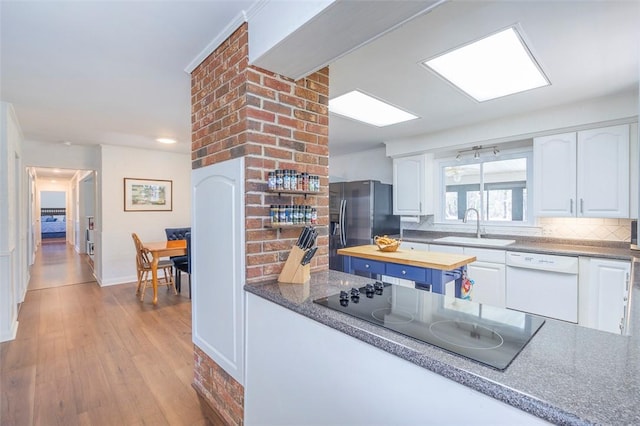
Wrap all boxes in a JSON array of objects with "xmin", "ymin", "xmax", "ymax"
[
  {"xmin": 467, "ymin": 261, "xmax": 506, "ymax": 308},
  {"xmin": 583, "ymin": 258, "xmax": 630, "ymax": 334},
  {"xmin": 577, "ymin": 124, "xmax": 629, "ymax": 218},
  {"xmin": 533, "ymin": 132, "xmax": 577, "ymax": 217},
  {"xmin": 192, "ymin": 157, "xmax": 246, "ymax": 384}
]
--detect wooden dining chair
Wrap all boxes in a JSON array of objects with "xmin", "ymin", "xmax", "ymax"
[{"xmin": 131, "ymin": 233, "xmax": 177, "ymax": 301}]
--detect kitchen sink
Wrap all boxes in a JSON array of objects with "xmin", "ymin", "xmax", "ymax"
[{"xmin": 433, "ymin": 236, "xmax": 516, "ymax": 247}]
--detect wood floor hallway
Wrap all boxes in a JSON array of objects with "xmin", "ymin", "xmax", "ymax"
[{"xmin": 1, "ymin": 241, "xmax": 221, "ymax": 425}]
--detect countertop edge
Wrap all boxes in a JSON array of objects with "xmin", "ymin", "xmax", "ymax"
[{"xmin": 244, "ymin": 283, "xmax": 591, "ymax": 426}]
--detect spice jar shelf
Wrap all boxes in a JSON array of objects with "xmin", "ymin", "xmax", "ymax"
[
  {"xmin": 266, "ymin": 189, "xmax": 322, "ymax": 199},
  {"xmin": 265, "ymin": 224, "xmax": 325, "ymax": 230}
]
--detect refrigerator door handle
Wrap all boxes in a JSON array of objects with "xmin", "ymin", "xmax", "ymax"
[{"xmin": 340, "ymin": 199, "xmax": 347, "ymax": 247}]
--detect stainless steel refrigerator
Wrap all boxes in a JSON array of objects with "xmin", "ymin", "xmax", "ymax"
[{"xmin": 329, "ymin": 180, "xmax": 400, "ymax": 272}]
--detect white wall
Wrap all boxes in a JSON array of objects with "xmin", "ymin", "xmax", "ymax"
[
  {"xmin": 99, "ymin": 145, "xmax": 191, "ymax": 286},
  {"xmin": 23, "ymin": 139, "xmax": 100, "ymax": 171},
  {"xmin": 41, "ymin": 190, "xmax": 65, "ymax": 207},
  {"xmin": 329, "ymin": 146, "xmax": 393, "ymax": 184},
  {"xmin": 385, "ymin": 91, "xmax": 637, "ymax": 157},
  {"xmin": 0, "ymin": 102, "xmax": 24, "ymax": 342}
]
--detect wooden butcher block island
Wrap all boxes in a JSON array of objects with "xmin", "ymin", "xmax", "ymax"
[{"xmin": 337, "ymin": 245, "xmax": 476, "ymax": 296}]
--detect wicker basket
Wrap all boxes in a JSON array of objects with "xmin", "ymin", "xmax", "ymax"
[{"xmin": 374, "ymin": 236, "xmax": 401, "ymax": 252}]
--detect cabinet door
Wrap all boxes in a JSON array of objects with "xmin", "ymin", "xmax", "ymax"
[
  {"xmin": 583, "ymin": 258, "xmax": 630, "ymax": 335},
  {"xmin": 192, "ymin": 157, "xmax": 246, "ymax": 384},
  {"xmin": 577, "ymin": 125, "xmax": 629, "ymax": 218},
  {"xmin": 533, "ymin": 132, "xmax": 577, "ymax": 217},
  {"xmin": 467, "ymin": 262, "xmax": 506, "ymax": 308},
  {"xmin": 393, "ymin": 154, "xmax": 432, "ymax": 215},
  {"xmin": 401, "ymin": 242, "xmax": 429, "ymax": 251}
]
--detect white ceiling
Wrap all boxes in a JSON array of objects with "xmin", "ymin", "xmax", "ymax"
[
  {"xmin": 1, "ymin": 0, "xmax": 639, "ymax": 161},
  {"xmin": 329, "ymin": 0, "xmax": 640, "ymax": 155},
  {"xmin": 1, "ymin": 0, "xmax": 254, "ymax": 153}
]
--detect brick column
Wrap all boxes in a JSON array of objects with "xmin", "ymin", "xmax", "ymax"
[{"xmin": 190, "ymin": 23, "xmax": 329, "ymax": 425}]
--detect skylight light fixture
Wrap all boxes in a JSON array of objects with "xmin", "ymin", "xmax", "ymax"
[
  {"xmin": 423, "ymin": 26, "xmax": 549, "ymax": 102},
  {"xmin": 328, "ymin": 90, "xmax": 418, "ymax": 127}
]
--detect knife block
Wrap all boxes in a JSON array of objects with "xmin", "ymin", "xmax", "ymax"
[{"xmin": 278, "ymin": 245, "xmax": 310, "ymax": 284}]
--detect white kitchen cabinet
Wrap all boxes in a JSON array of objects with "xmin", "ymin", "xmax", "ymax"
[
  {"xmin": 429, "ymin": 244, "xmax": 463, "ymax": 254},
  {"xmin": 392, "ymin": 154, "xmax": 433, "ymax": 216},
  {"xmin": 428, "ymin": 245, "xmax": 507, "ymax": 307},
  {"xmin": 464, "ymin": 248, "xmax": 506, "ymax": 308},
  {"xmin": 578, "ymin": 257, "xmax": 631, "ymax": 335},
  {"xmin": 401, "ymin": 241, "xmax": 429, "ymax": 251},
  {"xmin": 534, "ymin": 124, "xmax": 629, "ymax": 218},
  {"xmin": 533, "ymin": 132, "xmax": 577, "ymax": 217},
  {"xmin": 577, "ymin": 126, "xmax": 629, "ymax": 217}
]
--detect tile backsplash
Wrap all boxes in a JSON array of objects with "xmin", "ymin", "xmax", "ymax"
[
  {"xmin": 537, "ymin": 217, "xmax": 632, "ymax": 241},
  {"xmin": 402, "ymin": 216, "xmax": 633, "ymax": 242}
]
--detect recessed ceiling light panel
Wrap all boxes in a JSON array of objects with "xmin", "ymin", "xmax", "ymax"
[
  {"xmin": 156, "ymin": 138, "xmax": 177, "ymax": 144},
  {"xmin": 329, "ymin": 90, "xmax": 418, "ymax": 127},
  {"xmin": 423, "ymin": 27, "xmax": 550, "ymax": 102}
]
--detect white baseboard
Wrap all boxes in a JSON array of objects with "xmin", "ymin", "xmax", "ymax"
[{"xmin": 0, "ymin": 320, "xmax": 18, "ymax": 343}]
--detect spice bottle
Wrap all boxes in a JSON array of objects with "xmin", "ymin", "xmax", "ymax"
[
  {"xmin": 268, "ymin": 172, "xmax": 276, "ymax": 190},
  {"xmin": 283, "ymin": 169, "xmax": 291, "ymax": 190}
]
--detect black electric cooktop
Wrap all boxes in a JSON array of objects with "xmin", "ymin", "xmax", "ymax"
[{"xmin": 314, "ymin": 282, "xmax": 544, "ymax": 370}]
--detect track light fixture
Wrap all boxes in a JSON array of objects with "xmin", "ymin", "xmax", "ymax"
[{"xmin": 455, "ymin": 145, "xmax": 500, "ymax": 161}]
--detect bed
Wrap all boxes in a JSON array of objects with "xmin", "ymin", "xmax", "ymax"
[{"xmin": 41, "ymin": 207, "xmax": 66, "ymax": 239}]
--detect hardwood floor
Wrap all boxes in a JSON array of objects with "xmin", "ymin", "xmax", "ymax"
[
  {"xmin": 1, "ymin": 241, "xmax": 223, "ymax": 425},
  {"xmin": 28, "ymin": 240, "xmax": 96, "ymax": 290}
]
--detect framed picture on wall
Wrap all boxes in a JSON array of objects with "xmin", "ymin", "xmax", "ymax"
[{"xmin": 124, "ymin": 178, "xmax": 173, "ymax": 212}]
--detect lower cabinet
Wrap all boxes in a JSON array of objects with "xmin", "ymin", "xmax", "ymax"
[
  {"xmin": 384, "ymin": 243, "xmax": 508, "ymax": 307},
  {"xmin": 431, "ymin": 245, "xmax": 507, "ymax": 308},
  {"xmin": 467, "ymin": 261, "xmax": 506, "ymax": 308},
  {"xmin": 578, "ymin": 257, "xmax": 631, "ymax": 335},
  {"xmin": 245, "ymin": 293, "xmax": 547, "ymax": 425}
]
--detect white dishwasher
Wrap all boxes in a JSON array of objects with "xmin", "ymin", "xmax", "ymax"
[{"xmin": 506, "ymin": 251, "xmax": 579, "ymax": 323}]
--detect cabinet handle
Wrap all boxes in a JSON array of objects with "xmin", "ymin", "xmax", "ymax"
[
  {"xmin": 625, "ymin": 273, "xmax": 630, "ymax": 291},
  {"xmin": 365, "ymin": 264, "xmax": 370, "ymax": 269},
  {"xmin": 570, "ymin": 199, "xmax": 574, "ymax": 214},
  {"xmin": 580, "ymin": 198, "xmax": 584, "ymax": 214},
  {"xmin": 401, "ymin": 270, "xmax": 407, "ymax": 275}
]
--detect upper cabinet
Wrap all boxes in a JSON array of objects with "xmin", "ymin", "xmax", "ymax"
[
  {"xmin": 392, "ymin": 154, "xmax": 433, "ymax": 216},
  {"xmin": 534, "ymin": 124, "xmax": 630, "ymax": 218}
]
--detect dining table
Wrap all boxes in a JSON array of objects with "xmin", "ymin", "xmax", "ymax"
[{"xmin": 142, "ymin": 239, "xmax": 187, "ymax": 304}]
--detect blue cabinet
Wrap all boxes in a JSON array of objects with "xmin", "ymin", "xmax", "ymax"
[{"xmin": 342, "ymin": 256, "xmax": 465, "ymax": 296}]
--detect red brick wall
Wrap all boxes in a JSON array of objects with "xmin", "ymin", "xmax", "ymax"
[
  {"xmin": 190, "ymin": 22, "xmax": 329, "ymax": 424},
  {"xmin": 193, "ymin": 346, "xmax": 243, "ymax": 425},
  {"xmin": 243, "ymin": 65, "xmax": 329, "ymax": 282},
  {"xmin": 192, "ymin": 23, "xmax": 329, "ymax": 284}
]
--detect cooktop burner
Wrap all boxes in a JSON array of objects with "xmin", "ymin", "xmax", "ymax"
[
  {"xmin": 314, "ymin": 282, "xmax": 544, "ymax": 370},
  {"xmin": 429, "ymin": 320, "xmax": 504, "ymax": 350}
]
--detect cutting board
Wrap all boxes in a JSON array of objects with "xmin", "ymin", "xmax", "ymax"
[{"xmin": 337, "ymin": 245, "xmax": 476, "ymax": 270}]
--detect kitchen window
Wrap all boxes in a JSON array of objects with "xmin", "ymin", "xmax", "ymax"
[{"xmin": 439, "ymin": 152, "xmax": 533, "ymax": 225}]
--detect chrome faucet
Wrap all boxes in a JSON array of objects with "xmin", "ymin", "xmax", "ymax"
[{"xmin": 463, "ymin": 208, "xmax": 481, "ymax": 239}]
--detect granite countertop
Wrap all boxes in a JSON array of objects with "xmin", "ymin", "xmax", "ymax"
[
  {"xmin": 245, "ymin": 266, "xmax": 640, "ymax": 425},
  {"xmin": 402, "ymin": 230, "xmax": 635, "ymax": 260}
]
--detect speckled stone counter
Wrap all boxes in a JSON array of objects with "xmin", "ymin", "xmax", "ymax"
[
  {"xmin": 402, "ymin": 230, "xmax": 634, "ymax": 260},
  {"xmin": 245, "ymin": 267, "xmax": 640, "ymax": 425}
]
